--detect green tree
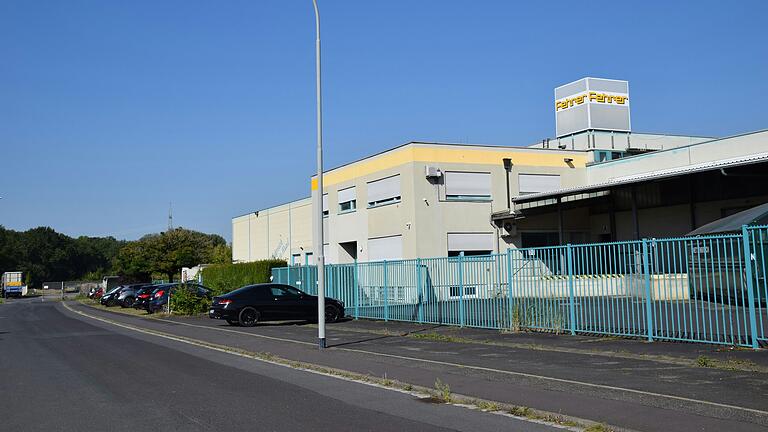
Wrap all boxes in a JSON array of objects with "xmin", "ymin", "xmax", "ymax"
[
  {"xmin": 115, "ymin": 228, "xmax": 227, "ymax": 282},
  {"xmin": 210, "ymin": 243, "xmax": 232, "ymax": 264}
]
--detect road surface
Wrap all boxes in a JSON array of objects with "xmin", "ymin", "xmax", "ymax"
[{"xmin": 0, "ymin": 298, "xmax": 559, "ymax": 431}]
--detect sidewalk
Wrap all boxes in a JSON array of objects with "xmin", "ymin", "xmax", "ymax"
[{"xmin": 66, "ymin": 302, "xmax": 768, "ymax": 432}]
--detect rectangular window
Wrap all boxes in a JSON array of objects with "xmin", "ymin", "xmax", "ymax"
[
  {"xmin": 338, "ymin": 186, "xmax": 357, "ymax": 213},
  {"xmin": 447, "ymin": 233, "xmax": 494, "ymax": 256},
  {"xmin": 305, "ymin": 252, "xmax": 314, "ymax": 266},
  {"xmin": 367, "ymin": 175, "xmax": 401, "ymax": 208},
  {"xmin": 518, "ymin": 174, "xmax": 560, "ymax": 195},
  {"xmin": 322, "ymin": 194, "xmax": 329, "ymax": 217},
  {"xmin": 449, "ymin": 286, "xmax": 477, "ymax": 297},
  {"xmin": 444, "ymin": 171, "xmax": 491, "ymax": 200},
  {"xmin": 367, "ymin": 235, "xmax": 403, "ymax": 261},
  {"xmin": 291, "ymin": 254, "xmax": 301, "ymax": 266}
]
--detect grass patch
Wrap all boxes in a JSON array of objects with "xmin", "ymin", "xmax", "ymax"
[
  {"xmin": 695, "ymin": 355, "xmax": 761, "ymax": 372},
  {"xmin": 411, "ymin": 332, "xmax": 470, "ymax": 344},
  {"xmin": 584, "ymin": 424, "xmax": 612, "ymax": 432},
  {"xmin": 696, "ymin": 355, "xmax": 714, "ymax": 368},
  {"xmin": 433, "ymin": 378, "xmax": 452, "ymax": 403}
]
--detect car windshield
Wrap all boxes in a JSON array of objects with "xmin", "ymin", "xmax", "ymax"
[{"xmin": 105, "ymin": 286, "xmax": 122, "ymax": 295}]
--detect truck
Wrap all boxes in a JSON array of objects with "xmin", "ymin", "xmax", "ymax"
[
  {"xmin": 101, "ymin": 275, "xmax": 123, "ymax": 292},
  {"xmin": 2, "ymin": 271, "xmax": 27, "ymax": 298}
]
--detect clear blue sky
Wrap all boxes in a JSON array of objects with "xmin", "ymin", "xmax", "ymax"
[{"xmin": 1, "ymin": 1, "xmax": 766, "ymax": 241}]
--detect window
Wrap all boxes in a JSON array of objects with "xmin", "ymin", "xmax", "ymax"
[
  {"xmin": 322, "ymin": 194, "xmax": 329, "ymax": 217},
  {"xmin": 444, "ymin": 171, "xmax": 491, "ymax": 200},
  {"xmin": 518, "ymin": 174, "xmax": 560, "ymax": 195},
  {"xmin": 367, "ymin": 235, "xmax": 403, "ymax": 261},
  {"xmin": 338, "ymin": 186, "xmax": 357, "ymax": 213},
  {"xmin": 270, "ymin": 286, "xmax": 299, "ymax": 297},
  {"xmin": 449, "ymin": 286, "xmax": 477, "ymax": 297},
  {"xmin": 305, "ymin": 252, "xmax": 314, "ymax": 265},
  {"xmin": 291, "ymin": 254, "xmax": 301, "ymax": 266},
  {"xmin": 520, "ymin": 232, "xmax": 560, "ymax": 248},
  {"xmin": 367, "ymin": 175, "xmax": 401, "ymax": 207},
  {"xmin": 447, "ymin": 233, "xmax": 494, "ymax": 256}
]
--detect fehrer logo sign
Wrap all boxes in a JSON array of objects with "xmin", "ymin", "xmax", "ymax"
[
  {"xmin": 554, "ymin": 77, "xmax": 631, "ymax": 137},
  {"xmin": 555, "ymin": 91, "xmax": 629, "ymax": 111}
]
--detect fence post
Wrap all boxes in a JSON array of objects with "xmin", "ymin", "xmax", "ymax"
[
  {"xmin": 642, "ymin": 239, "xmax": 654, "ymax": 341},
  {"xmin": 416, "ymin": 258, "xmax": 423, "ymax": 324},
  {"xmin": 506, "ymin": 248, "xmax": 514, "ymax": 330},
  {"xmin": 741, "ymin": 225, "xmax": 760, "ymax": 349},
  {"xmin": 459, "ymin": 252, "xmax": 465, "ymax": 327},
  {"xmin": 353, "ymin": 259, "xmax": 359, "ymax": 320},
  {"xmin": 567, "ymin": 244, "xmax": 576, "ymax": 335},
  {"xmin": 383, "ymin": 260, "xmax": 389, "ymax": 322},
  {"xmin": 328, "ymin": 265, "xmax": 334, "ymax": 299}
]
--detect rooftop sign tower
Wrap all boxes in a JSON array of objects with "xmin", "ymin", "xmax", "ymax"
[{"xmin": 555, "ymin": 77, "xmax": 631, "ymax": 138}]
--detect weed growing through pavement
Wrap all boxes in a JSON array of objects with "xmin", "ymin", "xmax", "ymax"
[
  {"xmin": 696, "ymin": 355, "xmax": 714, "ymax": 367},
  {"xmin": 433, "ymin": 378, "xmax": 452, "ymax": 403}
]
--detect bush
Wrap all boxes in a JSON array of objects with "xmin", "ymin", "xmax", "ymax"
[
  {"xmin": 200, "ymin": 259, "xmax": 286, "ymax": 296},
  {"xmin": 169, "ymin": 284, "xmax": 211, "ymax": 315}
]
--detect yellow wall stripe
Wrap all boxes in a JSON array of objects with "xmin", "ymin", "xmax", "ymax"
[{"xmin": 311, "ymin": 145, "xmax": 586, "ymax": 190}]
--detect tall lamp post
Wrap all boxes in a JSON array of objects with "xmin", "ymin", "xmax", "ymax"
[{"xmin": 312, "ymin": 0, "xmax": 326, "ymax": 349}]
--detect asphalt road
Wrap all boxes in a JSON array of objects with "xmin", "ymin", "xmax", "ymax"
[{"xmin": 0, "ymin": 298, "xmax": 559, "ymax": 432}]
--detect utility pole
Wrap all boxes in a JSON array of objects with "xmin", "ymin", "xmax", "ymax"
[{"xmin": 312, "ymin": 0, "xmax": 326, "ymax": 349}]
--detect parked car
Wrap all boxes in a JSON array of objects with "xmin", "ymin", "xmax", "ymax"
[
  {"xmin": 99, "ymin": 285, "xmax": 125, "ymax": 306},
  {"xmin": 208, "ymin": 283, "xmax": 345, "ymax": 327},
  {"xmin": 146, "ymin": 283, "xmax": 212, "ymax": 314},
  {"xmin": 132, "ymin": 285, "xmax": 159, "ymax": 310},
  {"xmin": 116, "ymin": 283, "xmax": 153, "ymax": 308},
  {"xmin": 88, "ymin": 286, "xmax": 104, "ymax": 299}
]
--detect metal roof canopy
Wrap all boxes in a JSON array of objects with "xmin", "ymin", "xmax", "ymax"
[
  {"xmin": 687, "ymin": 202, "xmax": 768, "ymax": 235},
  {"xmin": 512, "ymin": 151, "xmax": 768, "ymax": 205}
]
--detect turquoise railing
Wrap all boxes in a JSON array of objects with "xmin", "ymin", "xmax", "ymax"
[{"xmin": 272, "ymin": 225, "xmax": 768, "ymax": 348}]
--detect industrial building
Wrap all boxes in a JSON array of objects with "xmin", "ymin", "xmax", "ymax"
[{"xmin": 232, "ymin": 77, "xmax": 768, "ymax": 264}]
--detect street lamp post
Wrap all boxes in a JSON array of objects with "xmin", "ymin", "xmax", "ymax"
[{"xmin": 312, "ymin": 0, "xmax": 326, "ymax": 350}]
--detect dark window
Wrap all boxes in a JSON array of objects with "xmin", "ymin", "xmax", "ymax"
[
  {"xmin": 521, "ymin": 232, "xmax": 560, "ymax": 248},
  {"xmin": 270, "ymin": 286, "xmax": 290, "ymax": 297},
  {"xmin": 449, "ymin": 286, "xmax": 477, "ymax": 297}
]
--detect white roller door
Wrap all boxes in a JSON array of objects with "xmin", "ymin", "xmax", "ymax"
[
  {"xmin": 367, "ymin": 235, "xmax": 402, "ymax": 261},
  {"xmin": 518, "ymin": 174, "xmax": 560, "ymax": 195}
]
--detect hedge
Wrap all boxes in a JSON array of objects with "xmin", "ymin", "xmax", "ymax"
[{"xmin": 200, "ymin": 259, "xmax": 286, "ymax": 296}]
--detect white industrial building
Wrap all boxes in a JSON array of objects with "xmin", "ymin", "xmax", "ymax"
[{"xmin": 232, "ymin": 78, "xmax": 768, "ymax": 264}]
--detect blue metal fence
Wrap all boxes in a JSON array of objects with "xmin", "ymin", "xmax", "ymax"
[{"xmin": 272, "ymin": 225, "xmax": 768, "ymax": 348}]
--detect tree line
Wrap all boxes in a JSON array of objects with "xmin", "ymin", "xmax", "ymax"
[{"xmin": 0, "ymin": 226, "xmax": 231, "ymax": 287}]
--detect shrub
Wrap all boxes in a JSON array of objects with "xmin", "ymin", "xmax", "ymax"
[
  {"xmin": 169, "ymin": 284, "xmax": 211, "ymax": 315},
  {"xmin": 200, "ymin": 260, "xmax": 286, "ymax": 296}
]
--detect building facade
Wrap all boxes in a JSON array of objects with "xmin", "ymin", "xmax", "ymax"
[{"xmin": 231, "ymin": 77, "xmax": 767, "ymax": 264}]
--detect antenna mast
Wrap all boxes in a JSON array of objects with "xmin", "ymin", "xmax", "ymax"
[{"xmin": 167, "ymin": 201, "xmax": 174, "ymax": 231}]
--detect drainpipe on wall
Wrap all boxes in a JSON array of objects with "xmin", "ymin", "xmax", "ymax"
[{"xmin": 502, "ymin": 158, "xmax": 512, "ymax": 212}]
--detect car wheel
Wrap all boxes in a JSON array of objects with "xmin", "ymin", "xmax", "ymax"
[
  {"xmin": 238, "ymin": 307, "xmax": 260, "ymax": 327},
  {"xmin": 226, "ymin": 319, "xmax": 239, "ymax": 326},
  {"xmin": 121, "ymin": 297, "xmax": 134, "ymax": 308},
  {"xmin": 325, "ymin": 305, "xmax": 341, "ymax": 323},
  {"xmin": 106, "ymin": 298, "xmax": 117, "ymax": 307}
]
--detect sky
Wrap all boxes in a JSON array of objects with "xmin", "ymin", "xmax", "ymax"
[{"xmin": 1, "ymin": 0, "xmax": 766, "ymax": 241}]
